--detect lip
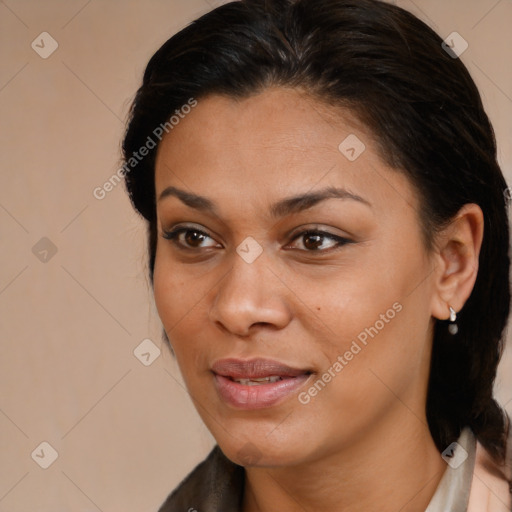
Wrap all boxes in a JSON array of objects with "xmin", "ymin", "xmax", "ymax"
[{"xmin": 211, "ymin": 358, "xmax": 312, "ymax": 409}]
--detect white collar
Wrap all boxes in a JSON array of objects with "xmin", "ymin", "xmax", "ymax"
[{"xmin": 426, "ymin": 427, "xmax": 476, "ymax": 512}]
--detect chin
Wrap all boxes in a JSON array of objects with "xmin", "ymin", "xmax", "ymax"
[{"xmin": 217, "ymin": 432, "xmax": 312, "ymax": 468}]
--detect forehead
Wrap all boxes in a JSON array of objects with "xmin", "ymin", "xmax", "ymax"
[
  {"xmin": 154, "ymin": 87, "xmax": 418, "ymax": 219},
  {"xmin": 156, "ymin": 88, "xmax": 363, "ymax": 171}
]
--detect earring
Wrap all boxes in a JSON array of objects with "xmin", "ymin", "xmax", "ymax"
[{"xmin": 448, "ymin": 306, "xmax": 458, "ymax": 335}]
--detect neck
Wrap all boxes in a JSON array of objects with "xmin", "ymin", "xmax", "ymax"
[{"xmin": 242, "ymin": 411, "xmax": 447, "ymax": 512}]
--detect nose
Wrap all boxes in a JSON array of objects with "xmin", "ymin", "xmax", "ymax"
[{"xmin": 208, "ymin": 250, "xmax": 292, "ymax": 337}]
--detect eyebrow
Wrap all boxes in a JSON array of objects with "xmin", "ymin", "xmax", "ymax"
[{"xmin": 157, "ymin": 185, "xmax": 371, "ymax": 218}]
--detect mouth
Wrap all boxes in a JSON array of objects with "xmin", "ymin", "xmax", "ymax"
[
  {"xmin": 229, "ymin": 375, "xmax": 284, "ymax": 385},
  {"xmin": 211, "ymin": 358, "xmax": 313, "ymax": 409}
]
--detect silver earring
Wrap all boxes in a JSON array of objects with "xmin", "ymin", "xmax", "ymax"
[{"xmin": 448, "ymin": 306, "xmax": 458, "ymax": 335}]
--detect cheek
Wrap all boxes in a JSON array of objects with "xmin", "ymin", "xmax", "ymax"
[
  {"xmin": 153, "ymin": 255, "xmax": 202, "ymax": 350},
  {"xmin": 153, "ymin": 257, "xmax": 180, "ymax": 326},
  {"xmin": 293, "ymin": 301, "xmax": 430, "ymax": 450},
  {"xmin": 303, "ymin": 269, "xmax": 432, "ymax": 434},
  {"xmin": 152, "ymin": 252, "xmax": 219, "ymax": 381},
  {"xmin": 284, "ymin": 255, "xmax": 405, "ymax": 352},
  {"xmin": 298, "ymin": 233, "xmax": 430, "ymax": 373},
  {"xmin": 153, "ymin": 246, "xmax": 208, "ymax": 325}
]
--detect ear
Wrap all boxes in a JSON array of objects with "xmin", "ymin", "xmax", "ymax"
[{"xmin": 430, "ymin": 203, "xmax": 484, "ymax": 321}]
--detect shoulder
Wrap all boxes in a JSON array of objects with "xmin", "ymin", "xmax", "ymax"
[
  {"xmin": 157, "ymin": 445, "xmax": 245, "ymax": 512},
  {"xmin": 468, "ymin": 429, "xmax": 512, "ymax": 512}
]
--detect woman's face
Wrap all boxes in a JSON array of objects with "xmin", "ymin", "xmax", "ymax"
[{"xmin": 153, "ymin": 87, "xmax": 438, "ymax": 467}]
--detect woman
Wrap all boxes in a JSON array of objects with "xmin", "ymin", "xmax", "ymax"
[{"xmin": 122, "ymin": 0, "xmax": 512, "ymax": 510}]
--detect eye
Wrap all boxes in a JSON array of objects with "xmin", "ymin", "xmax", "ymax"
[
  {"xmin": 161, "ymin": 226, "xmax": 220, "ymax": 250},
  {"xmin": 161, "ymin": 225, "xmax": 352, "ymax": 253},
  {"xmin": 287, "ymin": 229, "xmax": 352, "ymax": 252}
]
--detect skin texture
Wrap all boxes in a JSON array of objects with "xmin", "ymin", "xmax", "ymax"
[{"xmin": 153, "ymin": 87, "xmax": 483, "ymax": 512}]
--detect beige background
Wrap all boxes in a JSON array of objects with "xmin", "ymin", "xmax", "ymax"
[{"xmin": 0, "ymin": 0, "xmax": 511, "ymax": 510}]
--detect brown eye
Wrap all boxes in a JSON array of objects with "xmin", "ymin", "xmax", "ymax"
[
  {"xmin": 289, "ymin": 229, "xmax": 352, "ymax": 252},
  {"xmin": 303, "ymin": 233, "xmax": 324, "ymax": 250},
  {"xmin": 184, "ymin": 230, "xmax": 207, "ymax": 247},
  {"xmin": 162, "ymin": 227, "xmax": 219, "ymax": 250}
]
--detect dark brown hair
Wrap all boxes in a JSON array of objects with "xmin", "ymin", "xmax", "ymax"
[{"xmin": 122, "ymin": 0, "xmax": 511, "ymax": 463}]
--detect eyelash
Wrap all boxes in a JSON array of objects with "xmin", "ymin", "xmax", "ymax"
[{"xmin": 161, "ymin": 226, "xmax": 352, "ymax": 253}]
